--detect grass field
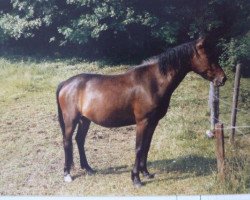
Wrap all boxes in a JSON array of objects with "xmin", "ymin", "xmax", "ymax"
[{"xmin": 0, "ymin": 56, "xmax": 249, "ymax": 195}]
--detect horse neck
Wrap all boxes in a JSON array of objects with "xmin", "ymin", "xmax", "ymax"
[
  {"xmin": 159, "ymin": 64, "xmax": 190, "ymax": 96},
  {"xmin": 132, "ymin": 63, "xmax": 189, "ymax": 97}
]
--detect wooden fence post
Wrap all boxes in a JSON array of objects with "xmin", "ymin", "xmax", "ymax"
[
  {"xmin": 230, "ymin": 63, "xmax": 241, "ymax": 145},
  {"xmin": 215, "ymin": 123, "xmax": 225, "ymax": 181},
  {"xmin": 209, "ymin": 82, "xmax": 219, "ymax": 130}
]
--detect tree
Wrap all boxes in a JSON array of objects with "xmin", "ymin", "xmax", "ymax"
[{"xmin": 0, "ymin": 0, "xmax": 249, "ymax": 60}]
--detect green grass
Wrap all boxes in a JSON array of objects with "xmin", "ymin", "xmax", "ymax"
[{"xmin": 0, "ymin": 56, "xmax": 249, "ymax": 195}]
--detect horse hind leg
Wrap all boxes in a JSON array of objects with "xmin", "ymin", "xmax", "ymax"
[
  {"xmin": 75, "ymin": 116, "xmax": 95, "ymax": 175},
  {"xmin": 63, "ymin": 115, "xmax": 79, "ymax": 182}
]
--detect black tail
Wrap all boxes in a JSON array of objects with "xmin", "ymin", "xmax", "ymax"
[{"xmin": 56, "ymin": 82, "xmax": 65, "ymax": 135}]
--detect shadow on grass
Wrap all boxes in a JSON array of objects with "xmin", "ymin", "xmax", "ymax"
[
  {"xmin": 70, "ymin": 155, "xmax": 216, "ymax": 185},
  {"xmin": 148, "ymin": 155, "xmax": 216, "ymax": 176},
  {"xmin": 71, "ymin": 165, "xmax": 130, "ymax": 180},
  {"xmin": 95, "ymin": 154, "xmax": 216, "ymax": 177},
  {"xmin": 97, "ymin": 165, "xmax": 130, "ymax": 175}
]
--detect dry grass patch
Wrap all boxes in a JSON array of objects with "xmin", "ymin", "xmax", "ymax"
[{"xmin": 0, "ymin": 57, "xmax": 249, "ymax": 195}]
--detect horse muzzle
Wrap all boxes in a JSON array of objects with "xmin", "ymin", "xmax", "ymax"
[{"xmin": 213, "ymin": 76, "xmax": 227, "ymax": 87}]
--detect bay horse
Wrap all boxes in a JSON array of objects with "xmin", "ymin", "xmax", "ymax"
[{"xmin": 56, "ymin": 37, "xmax": 226, "ymax": 187}]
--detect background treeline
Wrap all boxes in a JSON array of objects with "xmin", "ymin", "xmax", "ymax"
[{"xmin": 0, "ymin": 0, "xmax": 249, "ymax": 67}]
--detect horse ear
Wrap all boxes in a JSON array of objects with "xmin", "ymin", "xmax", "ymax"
[{"xmin": 196, "ymin": 36, "xmax": 206, "ymax": 49}]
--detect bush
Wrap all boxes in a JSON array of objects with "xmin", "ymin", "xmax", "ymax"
[
  {"xmin": 219, "ymin": 33, "xmax": 250, "ymax": 76},
  {"xmin": 0, "ymin": 0, "xmax": 249, "ymax": 60}
]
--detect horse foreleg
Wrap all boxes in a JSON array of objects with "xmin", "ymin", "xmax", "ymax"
[
  {"xmin": 75, "ymin": 117, "xmax": 95, "ymax": 175},
  {"xmin": 131, "ymin": 119, "xmax": 158, "ymax": 187},
  {"xmin": 139, "ymin": 120, "xmax": 158, "ymax": 179},
  {"xmin": 139, "ymin": 123, "xmax": 157, "ymax": 179}
]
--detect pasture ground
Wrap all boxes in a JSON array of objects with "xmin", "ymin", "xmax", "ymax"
[{"xmin": 0, "ymin": 56, "xmax": 249, "ymax": 195}]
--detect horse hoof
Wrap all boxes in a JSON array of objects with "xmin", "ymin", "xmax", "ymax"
[
  {"xmin": 133, "ymin": 178, "xmax": 144, "ymax": 188},
  {"xmin": 133, "ymin": 181, "xmax": 143, "ymax": 188},
  {"xmin": 64, "ymin": 174, "xmax": 73, "ymax": 183},
  {"xmin": 144, "ymin": 173, "xmax": 155, "ymax": 179},
  {"xmin": 86, "ymin": 169, "xmax": 96, "ymax": 176}
]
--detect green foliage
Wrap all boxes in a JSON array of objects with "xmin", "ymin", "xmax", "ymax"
[
  {"xmin": 0, "ymin": 0, "xmax": 57, "ymax": 39},
  {"xmin": 219, "ymin": 34, "xmax": 250, "ymax": 68},
  {"xmin": 152, "ymin": 22, "xmax": 178, "ymax": 44},
  {"xmin": 0, "ymin": 13, "xmax": 42, "ymax": 39},
  {"xmin": 0, "ymin": 27, "xmax": 8, "ymax": 44},
  {"xmin": 0, "ymin": 0, "xmax": 249, "ymax": 59},
  {"xmin": 58, "ymin": 0, "xmax": 160, "ymax": 51}
]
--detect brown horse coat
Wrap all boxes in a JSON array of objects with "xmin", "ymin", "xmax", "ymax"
[{"xmin": 57, "ymin": 37, "xmax": 226, "ymax": 186}]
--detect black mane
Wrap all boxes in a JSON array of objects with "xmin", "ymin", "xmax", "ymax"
[{"xmin": 145, "ymin": 41, "xmax": 197, "ymax": 74}]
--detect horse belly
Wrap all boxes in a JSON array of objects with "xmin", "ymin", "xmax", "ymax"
[
  {"xmin": 80, "ymin": 91, "xmax": 135, "ymax": 127},
  {"xmin": 85, "ymin": 105, "xmax": 135, "ymax": 127},
  {"xmin": 95, "ymin": 109, "xmax": 135, "ymax": 127}
]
